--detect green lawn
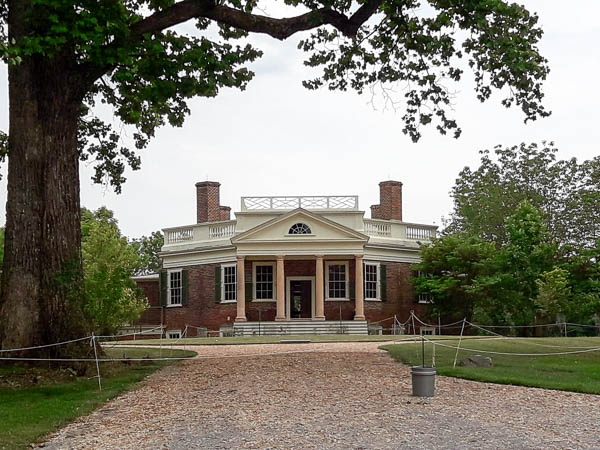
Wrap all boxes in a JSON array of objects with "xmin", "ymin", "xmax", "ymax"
[
  {"xmin": 110, "ymin": 334, "xmax": 404, "ymax": 346},
  {"xmin": 0, "ymin": 347, "xmax": 196, "ymax": 449},
  {"xmin": 382, "ymin": 336, "xmax": 600, "ymax": 394}
]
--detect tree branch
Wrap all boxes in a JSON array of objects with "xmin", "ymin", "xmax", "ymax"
[
  {"xmin": 83, "ymin": 0, "xmax": 383, "ymax": 87},
  {"xmin": 131, "ymin": 0, "xmax": 383, "ymax": 41}
]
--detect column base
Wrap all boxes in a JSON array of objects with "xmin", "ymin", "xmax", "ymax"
[
  {"xmin": 312, "ymin": 316, "xmax": 326, "ymax": 321},
  {"xmin": 354, "ymin": 315, "xmax": 366, "ymax": 321},
  {"xmin": 275, "ymin": 316, "xmax": 287, "ymax": 321},
  {"xmin": 235, "ymin": 317, "xmax": 247, "ymax": 322}
]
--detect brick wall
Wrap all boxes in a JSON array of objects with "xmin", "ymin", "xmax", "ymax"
[
  {"xmin": 135, "ymin": 280, "xmax": 162, "ymax": 325},
  {"xmin": 134, "ymin": 259, "xmax": 427, "ymax": 333}
]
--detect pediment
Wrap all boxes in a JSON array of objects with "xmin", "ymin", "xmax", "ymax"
[{"xmin": 231, "ymin": 209, "xmax": 368, "ymax": 243}]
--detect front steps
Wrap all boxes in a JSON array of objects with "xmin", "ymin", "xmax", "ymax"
[{"xmin": 232, "ymin": 320, "xmax": 368, "ymax": 336}]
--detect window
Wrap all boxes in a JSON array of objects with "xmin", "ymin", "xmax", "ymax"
[
  {"xmin": 364, "ymin": 263, "xmax": 379, "ymax": 300},
  {"xmin": 288, "ymin": 223, "xmax": 312, "ymax": 234},
  {"xmin": 167, "ymin": 330, "xmax": 181, "ymax": 339},
  {"xmin": 417, "ymin": 293, "xmax": 434, "ymax": 304},
  {"xmin": 326, "ymin": 262, "xmax": 348, "ymax": 300},
  {"xmin": 253, "ymin": 263, "xmax": 275, "ymax": 301},
  {"xmin": 416, "ymin": 271, "xmax": 434, "ymax": 304},
  {"xmin": 222, "ymin": 264, "xmax": 237, "ymax": 302},
  {"xmin": 168, "ymin": 270, "xmax": 182, "ymax": 306}
]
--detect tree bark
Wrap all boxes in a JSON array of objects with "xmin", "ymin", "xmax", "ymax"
[{"xmin": 0, "ymin": 0, "xmax": 89, "ymax": 353}]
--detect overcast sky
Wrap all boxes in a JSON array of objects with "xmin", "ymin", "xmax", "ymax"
[{"xmin": 0, "ymin": 1, "xmax": 599, "ymax": 239}]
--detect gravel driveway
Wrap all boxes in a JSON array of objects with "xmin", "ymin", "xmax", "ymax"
[{"xmin": 43, "ymin": 341, "xmax": 600, "ymax": 449}]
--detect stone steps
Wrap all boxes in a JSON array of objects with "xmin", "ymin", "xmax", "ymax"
[{"xmin": 232, "ymin": 320, "xmax": 368, "ymax": 336}]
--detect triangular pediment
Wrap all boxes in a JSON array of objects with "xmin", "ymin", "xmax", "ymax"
[{"xmin": 231, "ymin": 209, "xmax": 368, "ymax": 244}]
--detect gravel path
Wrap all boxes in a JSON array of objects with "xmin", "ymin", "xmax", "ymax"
[{"xmin": 43, "ymin": 342, "xmax": 600, "ymax": 449}]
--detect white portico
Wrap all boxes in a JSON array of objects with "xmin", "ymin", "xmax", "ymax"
[{"xmin": 230, "ymin": 207, "xmax": 369, "ymax": 322}]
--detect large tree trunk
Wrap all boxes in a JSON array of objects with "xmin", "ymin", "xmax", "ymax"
[{"xmin": 0, "ymin": 0, "xmax": 89, "ymax": 353}]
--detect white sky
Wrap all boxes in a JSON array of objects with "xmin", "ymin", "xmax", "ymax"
[{"xmin": 0, "ymin": 1, "xmax": 599, "ymax": 239}]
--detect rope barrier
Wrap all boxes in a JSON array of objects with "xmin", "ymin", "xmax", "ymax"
[
  {"xmin": 423, "ymin": 336, "xmax": 600, "ymax": 357},
  {"xmin": 465, "ymin": 321, "xmax": 600, "ymax": 349},
  {"xmin": 0, "ymin": 335, "xmax": 92, "ymax": 353}
]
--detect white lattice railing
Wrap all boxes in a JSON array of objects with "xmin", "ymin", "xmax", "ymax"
[
  {"xmin": 406, "ymin": 225, "xmax": 436, "ymax": 240},
  {"xmin": 364, "ymin": 220, "xmax": 392, "ymax": 237},
  {"xmin": 165, "ymin": 227, "xmax": 194, "ymax": 244},
  {"xmin": 209, "ymin": 222, "xmax": 236, "ymax": 239},
  {"xmin": 241, "ymin": 195, "xmax": 358, "ymax": 211}
]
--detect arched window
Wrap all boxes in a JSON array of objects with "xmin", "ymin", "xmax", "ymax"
[{"xmin": 288, "ymin": 223, "xmax": 312, "ymax": 235}]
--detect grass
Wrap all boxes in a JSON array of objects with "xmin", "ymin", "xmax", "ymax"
[
  {"xmin": 112, "ymin": 334, "xmax": 402, "ymax": 346},
  {"xmin": 0, "ymin": 347, "xmax": 196, "ymax": 450},
  {"xmin": 382, "ymin": 336, "xmax": 600, "ymax": 395}
]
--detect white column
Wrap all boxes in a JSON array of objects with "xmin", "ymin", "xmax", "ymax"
[
  {"xmin": 276, "ymin": 255, "xmax": 286, "ymax": 321},
  {"xmin": 354, "ymin": 255, "xmax": 365, "ymax": 320},
  {"xmin": 314, "ymin": 255, "xmax": 325, "ymax": 320},
  {"xmin": 235, "ymin": 256, "xmax": 247, "ymax": 322}
]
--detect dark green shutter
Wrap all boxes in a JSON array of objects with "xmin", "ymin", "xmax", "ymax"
[
  {"xmin": 245, "ymin": 281, "xmax": 252, "ymax": 302},
  {"xmin": 159, "ymin": 270, "xmax": 168, "ymax": 306},
  {"xmin": 380, "ymin": 264, "xmax": 387, "ymax": 302},
  {"xmin": 215, "ymin": 266, "xmax": 221, "ymax": 303},
  {"xmin": 349, "ymin": 280, "xmax": 355, "ymax": 300},
  {"xmin": 182, "ymin": 270, "xmax": 189, "ymax": 306}
]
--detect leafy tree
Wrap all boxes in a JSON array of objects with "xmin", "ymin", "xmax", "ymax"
[
  {"xmin": 130, "ymin": 231, "xmax": 164, "ymax": 275},
  {"xmin": 412, "ymin": 233, "xmax": 496, "ymax": 323},
  {"xmin": 82, "ymin": 207, "xmax": 148, "ymax": 335},
  {"xmin": 446, "ymin": 142, "xmax": 600, "ymax": 248},
  {"xmin": 535, "ymin": 268, "xmax": 570, "ymax": 323},
  {"xmin": 0, "ymin": 0, "xmax": 551, "ymax": 350},
  {"xmin": 416, "ymin": 202, "xmax": 560, "ymax": 328},
  {"xmin": 560, "ymin": 243, "xmax": 600, "ymax": 325}
]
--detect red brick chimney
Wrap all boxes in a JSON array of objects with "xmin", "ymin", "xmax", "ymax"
[
  {"xmin": 196, "ymin": 181, "xmax": 231, "ymax": 223},
  {"xmin": 370, "ymin": 180, "xmax": 403, "ymax": 221}
]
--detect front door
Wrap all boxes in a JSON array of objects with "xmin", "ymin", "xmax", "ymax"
[{"xmin": 290, "ymin": 280, "xmax": 312, "ymax": 319}]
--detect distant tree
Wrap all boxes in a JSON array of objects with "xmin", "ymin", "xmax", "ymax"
[
  {"xmin": 131, "ymin": 231, "xmax": 164, "ymax": 275},
  {"xmin": 82, "ymin": 208, "xmax": 148, "ymax": 335},
  {"xmin": 535, "ymin": 268, "xmax": 570, "ymax": 324},
  {"xmin": 0, "ymin": 0, "xmax": 551, "ymax": 350},
  {"xmin": 412, "ymin": 233, "xmax": 497, "ymax": 323},
  {"xmin": 416, "ymin": 202, "xmax": 561, "ymax": 328},
  {"xmin": 446, "ymin": 142, "xmax": 600, "ymax": 248}
]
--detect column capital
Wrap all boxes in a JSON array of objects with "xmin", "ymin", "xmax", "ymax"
[
  {"xmin": 276, "ymin": 254, "xmax": 285, "ymax": 261},
  {"xmin": 354, "ymin": 254, "xmax": 364, "ymax": 260},
  {"xmin": 236, "ymin": 255, "xmax": 245, "ymax": 262},
  {"xmin": 315, "ymin": 254, "xmax": 324, "ymax": 260}
]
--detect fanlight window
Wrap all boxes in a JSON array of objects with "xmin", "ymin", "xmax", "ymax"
[{"xmin": 288, "ymin": 223, "xmax": 312, "ymax": 235}]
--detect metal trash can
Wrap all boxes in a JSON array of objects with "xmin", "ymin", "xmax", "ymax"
[{"xmin": 411, "ymin": 366, "xmax": 436, "ymax": 397}]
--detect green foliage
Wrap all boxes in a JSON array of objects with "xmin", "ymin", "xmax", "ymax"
[
  {"xmin": 412, "ymin": 233, "xmax": 496, "ymax": 322},
  {"xmin": 415, "ymin": 202, "xmax": 562, "ymax": 327},
  {"xmin": 447, "ymin": 142, "xmax": 600, "ymax": 248},
  {"xmin": 2, "ymin": 0, "xmax": 550, "ymax": 191},
  {"xmin": 130, "ymin": 231, "xmax": 164, "ymax": 275},
  {"xmin": 81, "ymin": 207, "xmax": 148, "ymax": 334},
  {"xmin": 535, "ymin": 268, "xmax": 570, "ymax": 322}
]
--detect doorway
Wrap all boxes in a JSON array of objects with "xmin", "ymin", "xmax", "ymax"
[{"xmin": 286, "ymin": 277, "xmax": 315, "ymax": 319}]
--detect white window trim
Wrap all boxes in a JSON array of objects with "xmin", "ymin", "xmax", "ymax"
[
  {"xmin": 325, "ymin": 261, "xmax": 350, "ymax": 301},
  {"xmin": 252, "ymin": 262, "xmax": 276, "ymax": 302},
  {"xmin": 166, "ymin": 330, "xmax": 182, "ymax": 339},
  {"xmin": 364, "ymin": 261, "xmax": 381, "ymax": 302},
  {"xmin": 221, "ymin": 263, "xmax": 237, "ymax": 304},
  {"xmin": 167, "ymin": 269, "xmax": 183, "ymax": 307},
  {"xmin": 416, "ymin": 271, "xmax": 434, "ymax": 304}
]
